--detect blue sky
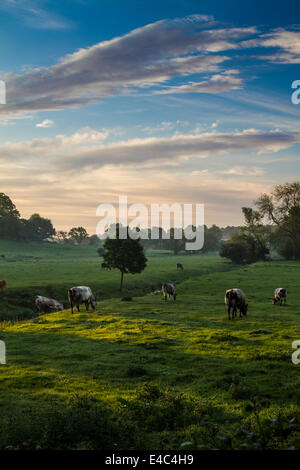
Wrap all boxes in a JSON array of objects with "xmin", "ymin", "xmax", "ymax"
[{"xmin": 0, "ymin": 0, "xmax": 300, "ymax": 231}]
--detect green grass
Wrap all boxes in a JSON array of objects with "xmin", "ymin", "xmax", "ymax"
[
  {"xmin": 0, "ymin": 241, "xmax": 300, "ymax": 449},
  {"xmin": 0, "ymin": 239, "xmax": 233, "ymax": 320}
]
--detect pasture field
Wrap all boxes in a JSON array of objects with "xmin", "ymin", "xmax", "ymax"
[
  {"xmin": 0, "ymin": 242, "xmax": 300, "ymax": 449},
  {"xmin": 0, "ymin": 240, "xmax": 234, "ymax": 321}
]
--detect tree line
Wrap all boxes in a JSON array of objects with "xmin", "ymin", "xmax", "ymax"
[
  {"xmin": 0, "ymin": 192, "xmax": 229, "ymax": 251},
  {"xmin": 1, "ymin": 181, "xmax": 299, "ymax": 262},
  {"xmin": 0, "ymin": 193, "xmax": 96, "ymax": 245},
  {"xmin": 220, "ymin": 182, "xmax": 300, "ymax": 262}
]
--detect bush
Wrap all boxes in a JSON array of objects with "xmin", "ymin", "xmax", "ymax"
[
  {"xmin": 272, "ymin": 236, "xmax": 300, "ymax": 260},
  {"xmin": 125, "ymin": 383, "xmax": 203, "ymax": 433},
  {"xmin": 220, "ymin": 234, "xmax": 269, "ymax": 265},
  {"xmin": 219, "ymin": 239, "xmax": 249, "ymax": 264},
  {"xmin": 0, "ymin": 395, "xmax": 138, "ymax": 450}
]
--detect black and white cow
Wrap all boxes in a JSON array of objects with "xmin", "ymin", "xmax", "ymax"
[
  {"xmin": 162, "ymin": 283, "xmax": 176, "ymax": 301},
  {"xmin": 225, "ymin": 288, "xmax": 248, "ymax": 320},
  {"xmin": 273, "ymin": 288, "xmax": 287, "ymax": 306},
  {"xmin": 68, "ymin": 286, "xmax": 96, "ymax": 314},
  {"xmin": 35, "ymin": 295, "xmax": 64, "ymax": 313}
]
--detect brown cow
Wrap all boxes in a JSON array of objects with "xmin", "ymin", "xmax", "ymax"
[
  {"xmin": 225, "ymin": 288, "xmax": 248, "ymax": 320},
  {"xmin": 0, "ymin": 280, "xmax": 6, "ymax": 292},
  {"xmin": 176, "ymin": 263, "xmax": 184, "ymax": 271}
]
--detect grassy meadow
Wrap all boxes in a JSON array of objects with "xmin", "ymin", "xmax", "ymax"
[
  {"xmin": 0, "ymin": 240, "xmax": 300, "ymax": 449},
  {"xmin": 0, "ymin": 240, "xmax": 234, "ymax": 321}
]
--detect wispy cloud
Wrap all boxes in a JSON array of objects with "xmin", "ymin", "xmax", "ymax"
[
  {"xmin": 57, "ymin": 128, "xmax": 300, "ymax": 171},
  {"xmin": 1, "ymin": 124, "xmax": 298, "ymax": 230},
  {"xmin": 0, "ymin": 160, "xmax": 277, "ymax": 230},
  {"xmin": 222, "ymin": 166, "xmax": 265, "ymax": 176},
  {"xmin": 2, "ymin": 15, "xmax": 258, "ymax": 117},
  {"xmin": 36, "ymin": 119, "xmax": 54, "ymax": 128},
  {"xmin": 1, "ymin": 15, "xmax": 299, "ymax": 120},
  {"xmin": 154, "ymin": 71, "xmax": 243, "ymax": 95},
  {"xmin": 242, "ymin": 27, "xmax": 300, "ymax": 63},
  {"xmin": 0, "ymin": 0, "xmax": 73, "ymax": 30},
  {"xmin": 1, "ymin": 128, "xmax": 299, "ymax": 170}
]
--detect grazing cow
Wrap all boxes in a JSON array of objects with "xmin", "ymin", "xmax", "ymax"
[
  {"xmin": 68, "ymin": 286, "xmax": 96, "ymax": 314},
  {"xmin": 162, "ymin": 282, "xmax": 176, "ymax": 301},
  {"xmin": 225, "ymin": 288, "xmax": 248, "ymax": 320},
  {"xmin": 1, "ymin": 255, "xmax": 5, "ymax": 260},
  {"xmin": 273, "ymin": 288, "xmax": 287, "ymax": 306},
  {"xmin": 177, "ymin": 263, "xmax": 184, "ymax": 271},
  {"xmin": 0, "ymin": 280, "xmax": 6, "ymax": 292},
  {"xmin": 35, "ymin": 296, "xmax": 64, "ymax": 313},
  {"xmin": 101, "ymin": 262, "xmax": 111, "ymax": 270}
]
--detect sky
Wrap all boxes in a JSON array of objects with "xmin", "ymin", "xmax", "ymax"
[{"xmin": 0, "ymin": 0, "xmax": 300, "ymax": 232}]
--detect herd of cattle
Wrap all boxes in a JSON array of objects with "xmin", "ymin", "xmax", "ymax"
[
  {"xmin": 0, "ymin": 265, "xmax": 288, "ymax": 320},
  {"xmin": 224, "ymin": 287, "xmax": 287, "ymax": 320},
  {"xmin": 35, "ymin": 286, "xmax": 97, "ymax": 314}
]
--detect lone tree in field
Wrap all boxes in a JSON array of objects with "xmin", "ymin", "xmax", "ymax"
[
  {"xmin": 103, "ymin": 225, "xmax": 147, "ymax": 291},
  {"xmin": 255, "ymin": 182, "xmax": 300, "ymax": 260}
]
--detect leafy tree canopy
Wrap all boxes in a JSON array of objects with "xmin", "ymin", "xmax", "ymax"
[
  {"xmin": 103, "ymin": 225, "xmax": 147, "ymax": 290},
  {"xmin": 68, "ymin": 226, "xmax": 89, "ymax": 244},
  {"xmin": 0, "ymin": 193, "xmax": 20, "ymax": 219}
]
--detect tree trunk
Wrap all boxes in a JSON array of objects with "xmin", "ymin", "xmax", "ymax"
[{"xmin": 120, "ymin": 271, "xmax": 124, "ymax": 291}]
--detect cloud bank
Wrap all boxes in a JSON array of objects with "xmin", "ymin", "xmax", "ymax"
[
  {"xmin": 1, "ymin": 125, "xmax": 299, "ymax": 230},
  {"xmin": 1, "ymin": 128, "xmax": 298, "ymax": 169},
  {"xmin": 2, "ymin": 15, "xmax": 258, "ymax": 116},
  {"xmin": 2, "ymin": 16, "xmax": 299, "ymax": 119}
]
